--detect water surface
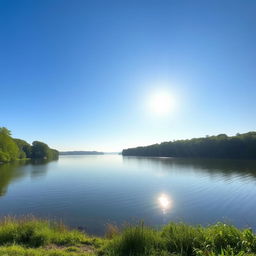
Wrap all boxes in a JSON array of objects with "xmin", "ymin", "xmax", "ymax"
[{"xmin": 0, "ymin": 155, "xmax": 256, "ymax": 234}]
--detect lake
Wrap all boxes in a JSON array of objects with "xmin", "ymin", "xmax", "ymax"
[{"xmin": 0, "ymin": 155, "xmax": 256, "ymax": 235}]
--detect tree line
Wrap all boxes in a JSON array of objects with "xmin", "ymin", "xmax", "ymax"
[
  {"xmin": 122, "ymin": 132, "xmax": 256, "ymax": 159},
  {"xmin": 0, "ymin": 127, "xmax": 59, "ymax": 163}
]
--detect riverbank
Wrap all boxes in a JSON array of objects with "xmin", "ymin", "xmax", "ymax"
[
  {"xmin": 122, "ymin": 131, "xmax": 256, "ymax": 159},
  {"xmin": 0, "ymin": 217, "xmax": 255, "ymax": 256},
  {"xmin": 0, "ymin": 127, "xmax": 59, "ymax": 163}
]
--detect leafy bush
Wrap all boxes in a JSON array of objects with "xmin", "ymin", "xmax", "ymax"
[
  {"xmin": 205, "ymin": 223, "xmax": 243, "ymax": 253},
  {"xmin": 0, "ymin": 150, "xmax": 10, "ymax": 162}
]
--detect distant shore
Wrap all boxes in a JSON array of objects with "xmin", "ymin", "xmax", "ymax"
[
  {"xmin": 59, "ymin": 151, "xmax": 104, "ymax": 155},
  {"xmin": 122, "ymin": 131, "xmax": 256, "ymax": 159}
]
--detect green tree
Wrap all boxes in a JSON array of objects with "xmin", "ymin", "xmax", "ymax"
[
  {"xmin": 0, "ymin": 128, "xmax": 58, "ymax": 162},
  {"xmin": 14, "ymin": 138, "xmax": 32, "ymax": 159},
  {"xmin": 122, "ymin": 131, "xmax": 256, "ymax": 159},
  {"xmin": 31, "ymin": 141, "xmax": 49, "ymax": 159},
  {"xmin": 0, "ymin": 127, "xmax": 19, "ymax": 162}
]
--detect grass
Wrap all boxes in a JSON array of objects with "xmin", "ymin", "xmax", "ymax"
[
  {"xmin": 0, "ymin": 217, "xmax": 256, "ymax": 256},
  {"xmin": 0, "ymin": 245, "xmax": 96, "ymax": 256}
]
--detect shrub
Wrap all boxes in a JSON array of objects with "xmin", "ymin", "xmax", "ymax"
[
  {"xmin": 104, "ymin": 223, "xmax": 165, "ymax": 256},
  {"xmin": 0, "ymin": 150, "xmax": 10, "ymax": 162},
  {"xmin": 161, "ymin": 222, "xmax": 206, "ymax": 255},
  {"xmin": 105, "ymin": 224, "xmax": 120, "ymax": 239},
  {"xmin": 205, "ymin": 223, "xmax": 243, "ymax": 253}
]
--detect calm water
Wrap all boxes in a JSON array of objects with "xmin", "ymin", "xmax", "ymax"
[{"xmin": 0, "ymin": 155, "xmax": 256, "ymax": 235}]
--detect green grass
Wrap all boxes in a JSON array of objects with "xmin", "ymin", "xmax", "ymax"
[
  {"xmin": 0, "ymin": 217, "xmax": 256, "ymax": 256},
  {"xmin": 0, "ymin": 245, "xmax": 96, "ymax": 256},
  {"xmin": 104, "ymin": 222, "xmax": 256, "ymax": 256},
  {"xmin": 103, "ymin": 223, "xmax": 165, "ymax": 256},
  {"xmin": 0, "ymin": 217, "xmax": 95, "ymax": 247}
]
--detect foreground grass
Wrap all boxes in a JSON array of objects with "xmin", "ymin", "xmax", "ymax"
[{"xmin": 0, "ymin": 218, "xmax": 256, "ymax": 256}]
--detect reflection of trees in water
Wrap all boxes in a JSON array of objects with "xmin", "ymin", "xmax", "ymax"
[
  {"xmin": 0, "ymin": 161, "xmax": 28, "ymax": 196},
  {"xmin": 30, "ymin": 159, "xmax": 56, "ymax": 178},
  {"xmin": 0, "ymin": 159, "xmax": 56, "ymax": 196},
  {"xmin": 122, "ymin": 156, "xmax": 256, "ymax": 180}
]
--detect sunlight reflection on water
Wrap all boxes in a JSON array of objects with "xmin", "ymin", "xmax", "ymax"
[{"xmin": 158, "ymin": 193, "xmax": 172, "ymax": 214}]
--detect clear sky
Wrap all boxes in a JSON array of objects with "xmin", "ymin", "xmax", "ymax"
[{"xmin": 0, "ymin": 0, "xmax": 255, "ymax": 152}]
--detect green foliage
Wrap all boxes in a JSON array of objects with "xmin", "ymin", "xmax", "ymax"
[
  {"xmin": 160, "ymin": 222, "xmax": 256, "ymax": 256},
  {"xmin": 14, "ymin": 138, "xmax": 32, "ymax": 159},
  {"xmin": 47, "ymin": 148, "xmax": 59, "ymax": 160},
  {"xmin": 122, "ymin": 132, "xmax": 256, "ymax": 159},
  {"xmin": 161, "ymin": 222, "xmax": 206, "ymax": 255},
  {"xmin": 31, "ymin": 141, "xmax": 49, "ymax": 159},
  {"xmin": 31, "ymin": 141, "xmax": 59, "ymax": 160},
  {"xmin": 0, "ymin": 245, "xmax": 96, "ymax": 256},
  {"xmin": 0, "ymin": 127, "xmax": 58, "ymax": 162},
  {"xmin": 103, "ymin": 222, "xmax": 256, "ymax": 256},
  {"xmin": 0, "ymin": 127, "xmax": 19, "ymax": 162},
  {"xmin": 205, "ymin": 223, "xmax": 243, "ymax": 253},
  {"xmin": 0, "ymin": 218, "xmax": 256, "ymax": 256},
  {"xmin": 0, "ymin": 150, "xmax": 10, "ymax": 162},
  {"xmin": 0, "ymin": 217, "xmax": 88, "ymax": 247},
  {"xmin": 195, "ymin": 248, "xmax": 253, "ymax": 256},
  {"xmin": 104, "ymin": 223, "xmax": 165, "ymax": 256}
]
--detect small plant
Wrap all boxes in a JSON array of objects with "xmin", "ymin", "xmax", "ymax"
[
  {"xmin": 161, "ymin": 222, "xmax": 206, "ymax": 255},
  {"xmin": 104, "ymin": 223, "xmax": 165, "ymax": 256},
  {"xmin": 105, "ymin": 223, "xmax": 120, "ymax": 239},
  {"xmin": 205, "ymin": 223, "xmax": 243, "ymax": 253}
]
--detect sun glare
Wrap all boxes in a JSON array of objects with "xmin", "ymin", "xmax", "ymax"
[
  {"xmin": 158, "ymin": 194, "xmax": 172, "ymax": 212},
  {"xmin": 149, "ymin": 91, "xmax": 175, "ymax": 116}
]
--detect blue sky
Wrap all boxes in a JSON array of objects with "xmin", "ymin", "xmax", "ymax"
[{"xmin": 0, "ymin": 0, "xmax": 255, "ymax": 152}]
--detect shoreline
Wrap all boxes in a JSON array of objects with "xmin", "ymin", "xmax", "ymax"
[{"xmin": 0, "ymin": 217, "xmax": 256, "ymax": 256}]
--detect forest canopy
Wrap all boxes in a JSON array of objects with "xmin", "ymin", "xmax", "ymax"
[
  {"xmin": 0, "ymin": 127, "xmax": 59, "ymax": 163},
  {"xmin": 122, "ymin": 132, "xmax": 256, "ymax": 159}
]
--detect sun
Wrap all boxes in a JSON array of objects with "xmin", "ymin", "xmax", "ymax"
[{"xmin": 149, "ymin": 90, "xmax": 175, "ymax": 116}]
